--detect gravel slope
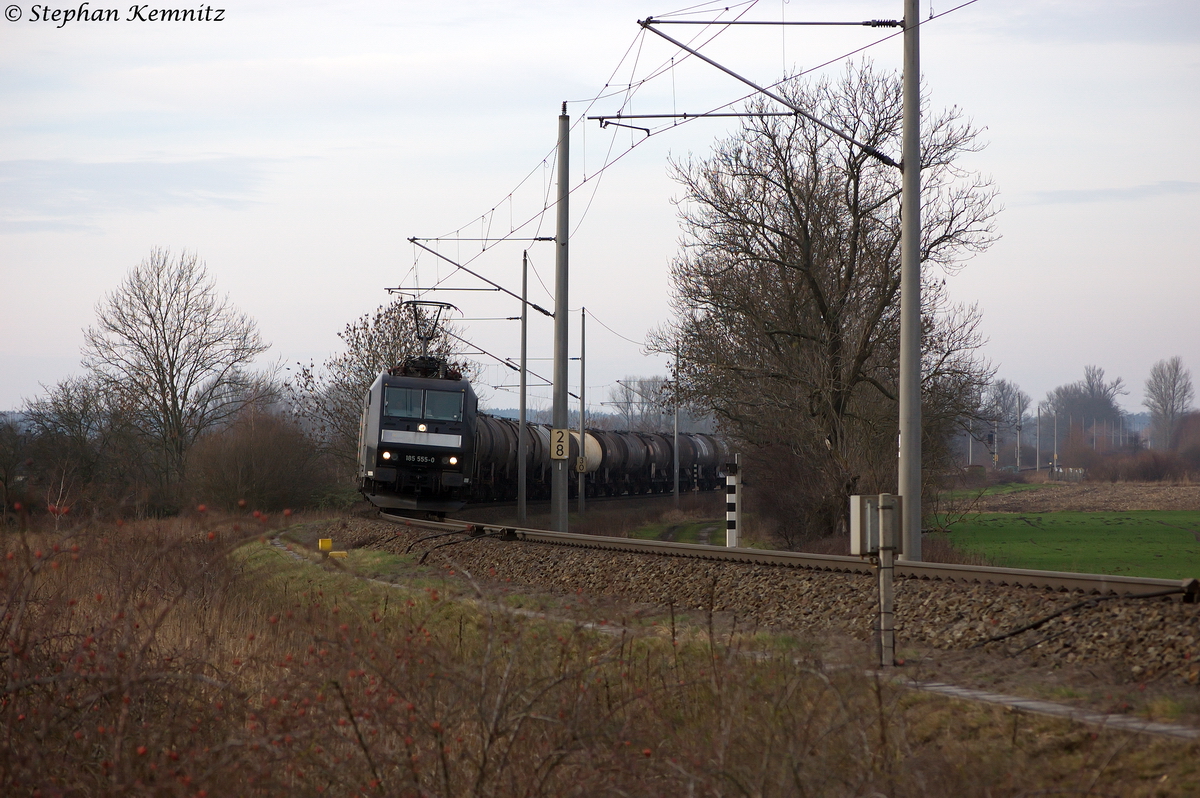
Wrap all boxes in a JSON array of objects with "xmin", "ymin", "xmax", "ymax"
[{"xmin": 336, "ymin": 518, "xmax": 1200, "ymax": 687}]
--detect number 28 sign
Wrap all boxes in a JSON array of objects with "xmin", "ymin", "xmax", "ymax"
[{"xmin": 551, "ymin": 429, "xmax": 569, "ymax": 460}]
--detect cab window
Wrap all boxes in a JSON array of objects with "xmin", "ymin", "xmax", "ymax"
[
  {"xmin": 383, "ymin": 387, "xmax": 422, "ymax": 418},
  {"xmin": 424, "ymin": 390, "xmax": 464, "ymax": 421}
]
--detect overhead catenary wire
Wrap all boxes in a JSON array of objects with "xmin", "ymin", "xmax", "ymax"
[
  {"xmin": 582, "ymin": 307, "xmax": 645, "ymax": 348},
  {"xmin": 416, "ymin": 0, "xmax": 982, "ymax": 271},
  {"xmin": 419, "ymin": 0, "xmax": 761, "ymax": 259},
  {"xmin": 442, "ymin": 329, "xmax": 579, "ymax": 401},
  {"xmin": 403, "ymin": 0, "xmax": 983, "ymax": 379}
]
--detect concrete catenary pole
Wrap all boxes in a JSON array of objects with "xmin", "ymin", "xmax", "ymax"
[
  {"xmin": 578, "ymin": 308, "xmax": 586, "ymax": 515},
  {"xmin": 673, "ymin": 344, "xmax": 680, "ymax": 509},
  {"xmin": 897, "ymin": 0, "xmax": 922, "ymax": 561},
  {"xmin": 552, "ymin": 103, "xmax": 570, "ymax": 532},
  {"xmin": 673, "ymin": 396, "xmax": 680, "ymax": 509},
  {"xmin": 518, "ymin": 251, "xmax": 529, "ymax": 526}
]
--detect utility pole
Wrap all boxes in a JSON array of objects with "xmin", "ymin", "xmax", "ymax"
[
  {"xmin": 673, "ymin": 395, "xmax": 680, "ymax": 509},
  {"xmin": 552, "ymin": 103, "xmax": 570, "ymax": 533},
  {"xmin": 1036, "ymin": 407, "xmax": 1041, "ymax": 471},
  {"xmin": 518, "ymin": 251, "xmax": 529, "ymax": 526},
  {"xmin": 1016, "ymin": 416, "xmax": 1022, "ymax": 472},
  {"xmin": 897, "ymin": 0, "xmax": 922, "ymax": 561},
  {"xmin": 578, "ymin": 308, "xmax": 586, "ymax": 515},
  {"xmin": 1054, "ymin": 412, "xmax": 1059, "ymax": 473}
]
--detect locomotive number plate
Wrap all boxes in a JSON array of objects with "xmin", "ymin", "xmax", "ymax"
[{"xmin": 405, "ymin": 454, "xmax": 436, "ymax": 464}]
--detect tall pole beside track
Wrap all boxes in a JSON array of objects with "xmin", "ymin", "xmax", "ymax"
[
  {"xmin": 578, "ymin": 308, "xmax": 586, "ymax": 515},
  {"xmin": 552, "ymin": 103, "xmax": 571, "ymax": 533},
  {"xmin": 897, "ymin": 0, "xmax": 922, "ymax": 562},
  {"xmin": 518, "ymin": 251, "xmax": 529, "ymax": 526}
]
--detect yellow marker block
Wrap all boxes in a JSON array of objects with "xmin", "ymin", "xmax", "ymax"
[
  {"xmin": 328, "ymin": 551, "xmax": 348, "ymax": 559},
  {"xmin": 318, "ymin": 538, "xmax": 332, "ymax": 551}
]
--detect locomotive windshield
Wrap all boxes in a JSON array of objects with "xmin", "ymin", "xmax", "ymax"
[
  {"xmin": 383, "ymin": 387, "xmax": 422, "ymax": 418},
  {"xmin": 382, "ymin": 387, "xmax": 464, "ymax": 422},
  {"xmin": 424, "ymin": 390, "xmax": 464, "ymax": 421}
]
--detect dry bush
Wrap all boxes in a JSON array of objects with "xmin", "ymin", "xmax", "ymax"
[
  {"xmin": 185, "ymin": 409, "xmax": 337, "ymax": 510},
  {"xmin": 1087, "ymin": 451, "xmax": 1189, "ymax": 483},
  {"xmin": 741, "ymin": 445, "xmax": 853, "ymax": 550},
  {"xmin": 0, "ymin": 515, "xmax": 1186, "ymax": 796}
]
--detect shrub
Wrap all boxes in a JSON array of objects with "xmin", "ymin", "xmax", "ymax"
[
  {"xmin": 1087, "ymin": 450, "xmax": 1187, "ymax": 483},
  {"xmin": 185, "ymin": 409, "xmax": 338, "ymax": 510}
]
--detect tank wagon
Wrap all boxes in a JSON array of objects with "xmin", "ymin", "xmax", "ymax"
[{"xmin": 358, "ymin": 361, "xmax": 728, "ymax": 516}]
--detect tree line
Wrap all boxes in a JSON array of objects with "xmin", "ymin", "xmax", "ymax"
[
  {"xmin": 973, "ymin": 359, "xmax": 1196, "ymax": 475},
  {"xmin": 0, "ymin": 249, "xmax": 465, "ymax": 521}
]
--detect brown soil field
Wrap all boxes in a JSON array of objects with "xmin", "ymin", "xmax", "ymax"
[{"xmin": 970, "ymin": 482, "xmax": 1200, "ymax": 513}]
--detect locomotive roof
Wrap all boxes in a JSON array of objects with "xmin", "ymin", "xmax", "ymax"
[{"xmin": 371, "ymin": 371, "xmax": 477, "ymax": 396}]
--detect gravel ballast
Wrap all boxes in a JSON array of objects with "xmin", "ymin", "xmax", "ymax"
[{"xmin": 336, "ymin": 518, "xmax": 1200, "ymax": 685}]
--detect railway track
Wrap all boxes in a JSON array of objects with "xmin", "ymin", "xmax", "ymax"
[{"xmin": 382, "ymin": 512, "xmax": 1200, "ymax": 600}]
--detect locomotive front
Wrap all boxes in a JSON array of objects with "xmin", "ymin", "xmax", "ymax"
[{"xmin": 357, "ymin": 369, "xmax": 477, "ymax": 515}]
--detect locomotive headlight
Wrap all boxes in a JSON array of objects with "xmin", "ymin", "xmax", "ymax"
[
  {"xmin": 418, "ymin": 423, "xmax": 427, "ymax": 432},
  {"xmin": 381, "ymin": 451, "xmax": 392, "ymax": 460},
  {"xmin": 449, "ymin": 456, "xmax": 458, "ymax": 466}
]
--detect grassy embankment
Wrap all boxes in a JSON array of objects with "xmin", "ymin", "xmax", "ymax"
[{"xmin": 2, "ymin": 512, "xmax": 1198, "ymax": 795}]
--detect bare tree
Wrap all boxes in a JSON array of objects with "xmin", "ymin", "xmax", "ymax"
[
  {"xmin": 288, "ymin": 298, "xmax": 472, "ymax": 465},
  {"xmin": 1042, "ymin": 365, "xmax": 1127, "ymax": 429},
  {"xmin": 82, "ymin": 249, "xmax": 270, "ymax": 484},
  {"xmin": 606, "ymin": 376, "xmax": 670, "ymax": 432},
  {"xmin": 649, "ymin": 62, "xmax": 997, "ymax": 539},
  {"xmin": 1144, "ymin": 356, "xmax": 1194, "ymax": 449}
]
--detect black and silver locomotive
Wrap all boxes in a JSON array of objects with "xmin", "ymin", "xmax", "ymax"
[
  {"xmin": 358, "ymin": 357, "xmax": 728, "ymax": 517},
  {"xmin": 357, "ymin": 356, "xmax": 478, "ymax": 514}
]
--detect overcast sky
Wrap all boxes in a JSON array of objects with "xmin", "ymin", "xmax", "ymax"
[{"xmin": 2, "ymin": 0, "xmax": 1197, "ymax": 416}]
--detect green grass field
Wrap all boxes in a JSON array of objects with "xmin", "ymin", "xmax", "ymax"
[{"xmin": 940, "ymin": 511, "xmax": 1200, "ymax": 579}]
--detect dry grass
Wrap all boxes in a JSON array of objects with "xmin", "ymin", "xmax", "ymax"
[{"xmin": 2, "ymin": 513, "xmax": 1197, "ymax": 796}]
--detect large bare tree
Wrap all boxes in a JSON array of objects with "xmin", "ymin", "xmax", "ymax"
[
  {"xmin": 1042, "ymin": 365, "xmax": 1127, "ymax": 430},
  {"xmin": 288, "ymin": 298, "xmax": 472, "ymax": 465},
  {"xmin": 650, "ymin": 62, "xmax": 998, "ymax": 539},
  {"xmin": 82, "ymin": 249, "xmax": 270, "ymax": 483},
  {"xmin": 1144, "ymin": 356, "xmax": 1194, "ymax": 449}
]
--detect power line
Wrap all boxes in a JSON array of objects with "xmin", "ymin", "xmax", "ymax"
[
  {"xmin": 407, "ymin": 0, "xmax": 983, "ymax": 310},
  {"xmin": 585, "ymin": 308, "xmax": 646, "ymax": 347}
]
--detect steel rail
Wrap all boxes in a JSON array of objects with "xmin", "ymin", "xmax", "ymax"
[{"xmin": 379, "ymin": 513, "xmax": 1200, "ymax": 600}]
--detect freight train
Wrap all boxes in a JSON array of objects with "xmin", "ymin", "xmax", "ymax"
[{"xmin": 356, "ymin": 357, "xmax": 727, "ymax": 516}]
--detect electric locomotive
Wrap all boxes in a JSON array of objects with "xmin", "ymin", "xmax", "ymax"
[{"xmin": 356, "ymin": 356, "xmax": 477, "ymax": 516}]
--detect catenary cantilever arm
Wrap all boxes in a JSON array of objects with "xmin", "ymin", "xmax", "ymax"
[{"xmin": 638, "ymin": 18, "xmax": 900, "ymax": 169}]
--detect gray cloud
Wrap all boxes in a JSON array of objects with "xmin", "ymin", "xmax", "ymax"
[
  {"xmin": 1023, "ymin": 180, "xmax": 1200, "ymax": 206},
  {"xmin": 0, "ymin": 157, "xmax": 271, "ymax": 233}
]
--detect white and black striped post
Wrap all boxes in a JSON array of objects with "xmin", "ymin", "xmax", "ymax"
[
  {"xmin": 877, "ymin": 493, "xmax": 901, "ymax": 667},
  {"xmin": 725, "ymin": 454, "xmax": 741, "ymax": 547}
]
